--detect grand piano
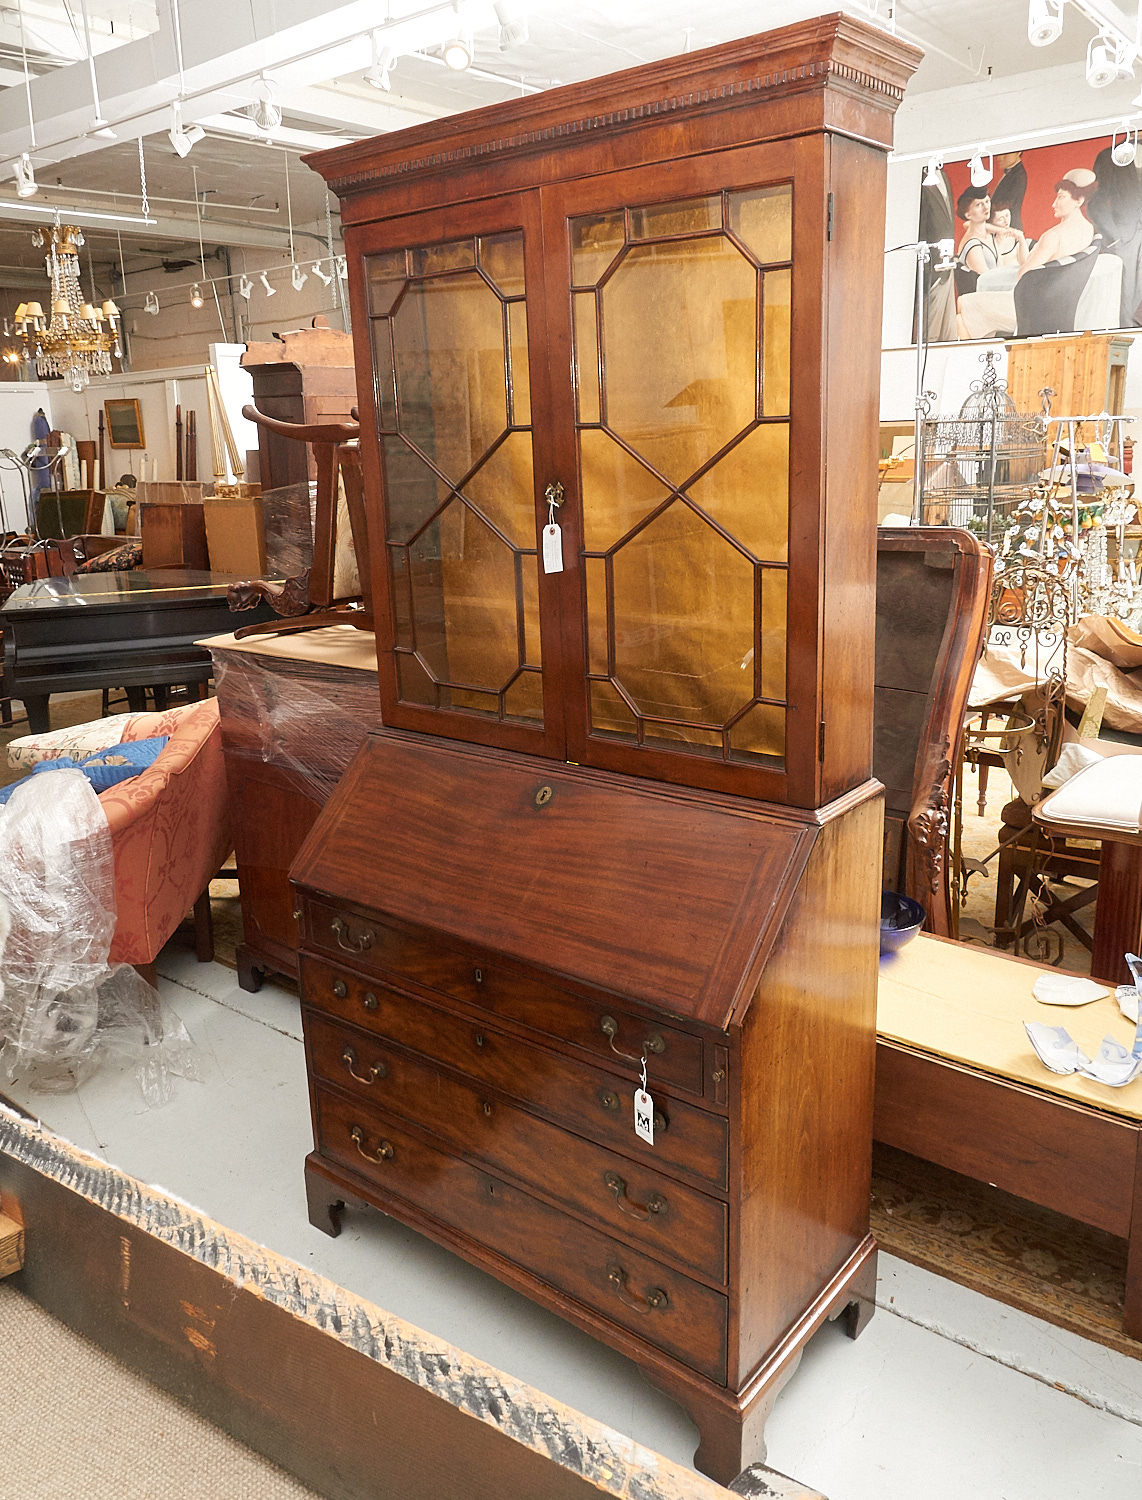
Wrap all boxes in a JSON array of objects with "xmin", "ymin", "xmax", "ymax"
[{"xmin": 1, "ymin": 570, "xmax": 274, "ymax": 732}]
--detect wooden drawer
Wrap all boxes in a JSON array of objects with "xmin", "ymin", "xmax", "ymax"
[
  {"xmin": 300, "ymin": 953, "xmax": 728, "ymax": 1190},
  {"xmin": 314, "ymin": 1083, "xmax": 728, "ymax": 1384},
  {"xmin": 307, "ymin": 1011, "xmax": 727, "ymax": 1283},
  {"xmin": 301, "ymin": 898, "xmax": 706, "ymax": 1096}
]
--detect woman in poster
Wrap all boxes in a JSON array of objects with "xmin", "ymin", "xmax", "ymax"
[{"xmin": 1091, "ymin": 145, "xmax": 1142, "ymax": 326}]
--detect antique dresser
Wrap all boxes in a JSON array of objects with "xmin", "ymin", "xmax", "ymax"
[{"xmin": 293, "ymin": 16, "xmax": 919, "ymax": 1482}]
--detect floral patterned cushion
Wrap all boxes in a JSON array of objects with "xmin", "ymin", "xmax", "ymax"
[{"xmin": 7, "ymin": 713, "xmax": 134, "ymax": 772}]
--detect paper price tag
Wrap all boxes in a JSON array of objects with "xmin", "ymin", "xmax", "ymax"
[
  {"xmin": 542, "ymin": 523, "xmax": 563, "ymax": 574},
  {"xmin": 633, "ymin": 1088, "xmax": 655, "ymax": 1146}
]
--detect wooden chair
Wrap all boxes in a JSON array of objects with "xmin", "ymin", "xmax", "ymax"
[
  {"xmin": 875, "ymin": 527, "xmax": 993, "ymax": 935},
  {"xmin": 227, "ymin": 406, "xmax": 372, "ymax": 640}
]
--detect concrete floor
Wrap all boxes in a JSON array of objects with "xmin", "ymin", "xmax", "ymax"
[{"xmin": 5, "ymin": 947, "xmax": 1142, "ymax": 1500}]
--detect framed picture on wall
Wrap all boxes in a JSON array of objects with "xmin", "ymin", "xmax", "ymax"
[{"xmin": 104, "ymin": 398, "xmax": 145, "ymax": 448}]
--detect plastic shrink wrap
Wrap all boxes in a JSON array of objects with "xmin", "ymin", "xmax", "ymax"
[{"xmin": 0, "ymin": 768, "xmax": 200, "ymax": 1105}]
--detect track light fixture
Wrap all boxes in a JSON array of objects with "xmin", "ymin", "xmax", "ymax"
[
  {"xmin": 14, "ymin": 153, "xmax": 36, "ymax": 198},
  {"xmin": 1087, "ymin": 30, "xmax": 1134, "ymax": 88},
  {"xmin": 969, "ymin": 152, "xmax": 993, "ymax": 187},
  {"xmin": 190, "ymin": 282, "xmax": 204, "ymax": 308},
  {"xmin": 1113, "ymin": 126, "xmax": 1138, "ymax": 165},
  {"xmin": 311, "ymin": 261, "xmax": 332, "ymax": 286},
  {"xmin": 259, "ymin": 270, "xmax": 275, "ymax": 296},
  {"xmin": 365, "ymin": 31, "xmax": 398, "ymax": 90},
  {"xmin": 247, "ymin": 76, "xmax": 282, "ymax": 138},
  {"xmin": 291, "ymin": 263, "xmax": 308, "ymax": 291},
  {"xmin": 444, "ymin": 26, "xmax": 474, "ymax": 71},
  {"xmin": 169, "ymin": 101, "xmax": 205, "ymax": 157},
  {"xmin": 238, "ymin": 273, "xmax": 252, "ymax": 299},
  {"xmin": 1028, "ymin": 0, "xmax": 1064, "ymax": 47},
  {"xmin": 144, "ymin": 290, "xmax": 159, "ymax": 315},
  {"xmin": 922, "ymin": 156, "xmax": 943, "ymax": 187},
  {"xmin": 494, "ymin": 0, "xmax": 528, "ymax": 47}
]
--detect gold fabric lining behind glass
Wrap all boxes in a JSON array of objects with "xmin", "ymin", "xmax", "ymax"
[
  {"xmin": 573, "ymin": 186, "xmax": 792, "ymax": 764},
  {"xmin": 367, "ymin": 232, "xmax": 543, "ymax": 725}
]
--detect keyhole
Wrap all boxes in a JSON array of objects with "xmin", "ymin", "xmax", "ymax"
[{"xmin": 534, "ymin": 785, "xmax": 553, "ymax": 807}]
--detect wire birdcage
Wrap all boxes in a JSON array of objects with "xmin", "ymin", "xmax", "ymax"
[{"xmin": 918, "ymin": 352, "xmax": 1047, "ymax": 543}]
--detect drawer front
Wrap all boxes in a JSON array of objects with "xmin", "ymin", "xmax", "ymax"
[
  {"xmin": 314, "ymin": 1083, "xmax": 728, "ymax": 1384},
  {"xmin": 302, "ymin": 898, "xmax": 705, "ymax": 1095},
  {"xmin": 307, "ymin": 1010, "xmax": 726, "ymax": 1284},
  {"xmin": 301, "ymin": 954, "xmax": 728, "ymax": 1190}
]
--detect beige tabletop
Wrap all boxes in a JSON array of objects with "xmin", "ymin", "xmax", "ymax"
[
  {"xmin": 198, "ymin": 625, "xmax": 378, "ymax": 674},
  {"xmin": 878, "ymin": 932, "xmax": 1142, "ymax": 1122}
]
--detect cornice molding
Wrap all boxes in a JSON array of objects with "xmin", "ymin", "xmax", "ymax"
[{"xmin": 308, "ymin": 15, "xmax": 922, "ymax": 198}]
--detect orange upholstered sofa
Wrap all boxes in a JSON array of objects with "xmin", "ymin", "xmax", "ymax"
[{"xmin": 100, "ymin": 698, "xmax": 230, "ymax": 982}]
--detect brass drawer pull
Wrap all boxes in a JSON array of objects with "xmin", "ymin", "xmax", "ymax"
[
  {"xmin": 342, "ymin": 1048, "xmax": 386, "ymax": 1086},
  {"xmin": 607, "ymin": 1262, "xmax": 668, "ymax": 1313},
  {"xmin": 350, "ymin": 1125, "xmax": 393, "ymax": 1163},
  {"xmin": 363, "ymin": 992, "xmax": 379, "ymax": 1012},
  {"xmin": 331, "ymin": 916, "xmax": 375, "ymax": 954},
  {"xmin": 332, "ymin": 979, "xmax": 347, "ymax": 999},
  {"xmin": 603, "ymin": 1171, "xmax": 666, "ymax": 1221},
  {"xmin": 600, "ymin": 1014, "xmax": 665, "ymax": 1064}
]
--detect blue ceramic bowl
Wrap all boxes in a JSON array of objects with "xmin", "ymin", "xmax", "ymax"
[{"xmin": 880, "ymin": 890, "xmax": 925, "ymax": 955}]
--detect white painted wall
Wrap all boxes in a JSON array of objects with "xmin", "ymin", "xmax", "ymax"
[
  {"xmin": 0, "ymin": 382, "xmax": 53, "ymax": 531},
  {"xmin": 47, "ymin": 345, "xmax": 257, "ymax": 486}
]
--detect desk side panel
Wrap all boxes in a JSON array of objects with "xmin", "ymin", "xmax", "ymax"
[{"xmin": 734, "ymin": 790, "xmax": 883, "ymax": 1383}]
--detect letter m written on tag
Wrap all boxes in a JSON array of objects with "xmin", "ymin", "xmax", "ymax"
[{"xmin": 633, "ymin": 1088, "xmax": 654, "ymax": 1146}]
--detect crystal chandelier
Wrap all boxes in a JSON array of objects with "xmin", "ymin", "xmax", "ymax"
[{"xmin": 14, "ymin": 224, "xmax": 121, "ymax": 392}]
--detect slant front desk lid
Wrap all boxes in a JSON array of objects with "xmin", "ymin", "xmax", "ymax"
[{"xmin": 291, "ymin": 730, "xmax": 876, "ymax": 1030}]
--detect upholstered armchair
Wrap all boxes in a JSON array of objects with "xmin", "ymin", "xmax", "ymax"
[{"xmin": 100, "ymin": 698, "xmax": 230, "ymax": 985}]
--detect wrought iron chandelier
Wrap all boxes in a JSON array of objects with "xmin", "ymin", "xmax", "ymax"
[{"xmin": 13, "ymin": 224, "xmax": 121, "ymax": 391}]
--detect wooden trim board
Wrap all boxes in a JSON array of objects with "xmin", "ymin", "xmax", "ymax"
[
  {"xmin": 0, "ymin": 1210, "xmax": 22, "ymax": 1277},
  {"xmin": 0, "ymin": 1106, "xmax": 817, "ymax": 1500}
]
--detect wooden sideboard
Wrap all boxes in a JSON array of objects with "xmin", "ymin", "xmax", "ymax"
[{"xmin": 204, "ymin": 627, "xmax": 380, "ymax": 989}]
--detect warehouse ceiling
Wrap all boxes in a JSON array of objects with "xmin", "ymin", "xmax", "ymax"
[{"xmin": 0, "ymin": 0, "xmax": 1129, "ymax": 296}]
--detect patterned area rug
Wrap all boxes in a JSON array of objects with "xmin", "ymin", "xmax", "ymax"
[{"xmin": 872, "ymin": 1141, "xmax": 1140, "ymax": 1359}]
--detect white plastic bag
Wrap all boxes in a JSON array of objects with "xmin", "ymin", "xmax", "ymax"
[{"xmin": 0, "ymin": 768, "xmax": 200, "ymax": 1104}]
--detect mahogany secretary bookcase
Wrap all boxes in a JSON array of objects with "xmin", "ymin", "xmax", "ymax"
[{"xmin": 295, "ymin": 16, "xmax": 919, "ymax": 1481}]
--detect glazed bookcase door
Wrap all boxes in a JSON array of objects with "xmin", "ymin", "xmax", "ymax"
[
  {"xmin": 348, "ymin": 194, "xmax": 566, "ymax": 756},
  {"xmin": 541, "ymin": 144, "xmax": 816, "ymax": 803}
]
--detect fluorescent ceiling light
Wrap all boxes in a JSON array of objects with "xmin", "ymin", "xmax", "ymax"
[{"xmin": 0, "ymin": 198, "xmax": 155, "ymax": 224}]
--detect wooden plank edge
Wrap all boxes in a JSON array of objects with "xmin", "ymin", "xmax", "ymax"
[
  {"xmin": 0, "ymin": 1104, "xmax": 732, "ymax": 1500},
  {"xmin": 0, "ymin": 1209, "xmax": 23, "ymax": 1276}
]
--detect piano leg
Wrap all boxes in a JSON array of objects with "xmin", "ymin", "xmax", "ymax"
[
  {"xmin": 23, "ymin": 694, "xmax": 49, "ymax": 734},
  {"xmin": 125, "ymin": 687, "xmax": 148, "ymax": 714}
]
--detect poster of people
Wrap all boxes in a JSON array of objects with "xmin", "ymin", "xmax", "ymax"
[{"xmin": 919, "ymin": 132, "xmax": 1142, "ymax": 343}]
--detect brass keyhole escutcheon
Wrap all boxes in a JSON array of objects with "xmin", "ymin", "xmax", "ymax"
[
  {"xmin": 474, "ymin": 1033, "xmax": 486, "ymax": 1047},
  {"xmin": 544, "ymin": 480, "xmax": 565, "ymax": 508},
  {"xmin": 474, "ymin": 968, "xmax": 484, "ymax": 984},
  {"xmin": 482, "ymin": 1101, "xmax": 493, "ymax": 1117},
  {"xmin": 534, "ymin": 785, "xmax": 553, "ymax": 807}
]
